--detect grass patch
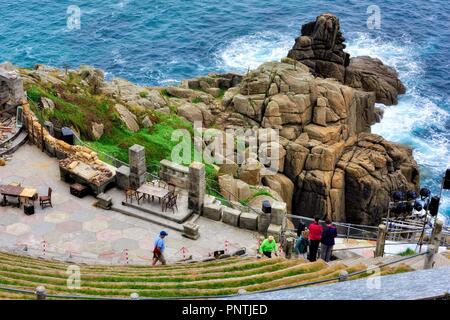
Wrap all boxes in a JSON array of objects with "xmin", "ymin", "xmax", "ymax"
[
  {"xmin": 399, "ymin": 248, "xmax": 416, "ymax": 257},
  {"xmin": 240, "ymin": 189, "xmax": 276, "ymax": 206}
]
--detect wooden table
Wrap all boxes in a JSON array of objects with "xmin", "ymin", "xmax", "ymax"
[
  {"xmin": 136, "ymin": 184, "xmax": 169, "ymax": 205},
  {"xmin": 0, "ymin": 185, "xmax": 37, "ymax": 207}
]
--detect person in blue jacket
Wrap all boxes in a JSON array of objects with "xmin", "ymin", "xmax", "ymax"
[{"xmin": 320, "ymin": 219, "xmax": 337, "ymax": 262}]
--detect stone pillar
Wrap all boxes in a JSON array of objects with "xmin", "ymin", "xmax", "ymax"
[
  {"xmin": 339, "ymin": 270, "xmax": 348, "ymax": 282},
  {"xmin": 44, "ymin": 121, "xmax": 54, "ymax": 137},
  {"xmin": 284, "ymin": 237, "xmax": 295, "ymax": 259},
  {"xmin": 188, "ymin": 162, "xmax": 205, "ymax": 213},
  {"xmin": 35, "ymin": 286, "xmax": 47, "ymax": 300},
  {"xmin": 375, "ymin": 224, "xmax": 387, "ymax": 257},
  {"xmin": 130, "ymin": 292, "xmax": 139, "ymax": 300},
  {"xmin": 424, "ymin": 219, "xmax": 443, "ymax": 269},
  {"xmin": 128, "ymin": 144, "xmax": 146, "ymax": 189},
  {"xmin": 431, "ymin": 219, "xmax": 443, "ymax": 248},
  {"xmin": 424, "ymin": 244, "xmax": 437, "ymax": 270},
  {"xmin": 258, "ymin": 211, "xmax": 271, "ymax": 233}
]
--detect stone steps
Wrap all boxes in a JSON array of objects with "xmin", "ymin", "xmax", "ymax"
[
  {"xmin": 0, "ymin": 129, "xmax": 28, "ymax": 156},
  {"xmin": 121, "ymin": 200, "xmax": 193, "ymax": 224},
  {"xmin": 0, "ymin": 250, "xmax": 384, "ymax": 299},
  {"xmin": 110, "ymin": 204, "xmax": 184, "ymax": 233}
]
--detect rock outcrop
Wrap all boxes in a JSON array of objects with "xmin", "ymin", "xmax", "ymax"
[
  {"xmin": 217, "ymin": 57, "xmax": 418, "ymax": 224},
  {"xmin": 288, "ymin": 13, "xmax": 405, "ymax": 105},
  {"xmin": 0, "ymin": 62, "xmax": 26, "ymax": 108}
]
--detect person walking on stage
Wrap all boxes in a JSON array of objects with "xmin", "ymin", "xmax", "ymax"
[{"xmin": 152, "ymin": 230, "xmax": 168, "ymax": 266}]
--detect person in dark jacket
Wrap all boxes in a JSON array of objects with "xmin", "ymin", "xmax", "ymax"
[
  {"xmin": 294, "ymin": 230, "xmax": 309, "ymax": 259},
  {"xmin": 308, "ymin": 216, "xmax": 323, "ymax": 262},
  {"xmin": 296, "ymin": 220, "xmax": 306, "ymax": 237},
  {"xmin": 320, "ymin": 219, "xmax": 338, "ymax": 262}
]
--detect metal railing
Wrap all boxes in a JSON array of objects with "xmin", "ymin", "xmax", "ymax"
[{"xmin": 286, "ymin": 214, "xmax": 379, "ymax": 241}]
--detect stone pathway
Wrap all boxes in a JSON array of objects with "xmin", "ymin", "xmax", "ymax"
[
  {"xmin": 0, "ymin": 144, "xmax": 259, "ymax": 264},
  {"xmin": 228, "ymin": 266, "xmax": 450, "ymax": 300}
]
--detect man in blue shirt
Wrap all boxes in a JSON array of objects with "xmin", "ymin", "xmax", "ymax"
[{"xmin": 152, "ymin": 230, "xmax": 168, "ymax": 266}]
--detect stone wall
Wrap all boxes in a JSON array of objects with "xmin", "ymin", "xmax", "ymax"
[
  {"xmin": 159, "ymin": 159, "xmax": 190, "ymax": 189},
  {"xmin": 23, "ymin": 102, "xmax": 105, "ymax": 165}
]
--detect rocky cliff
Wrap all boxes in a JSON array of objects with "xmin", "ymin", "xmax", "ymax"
[{"xmin": 288, "ymin": 13, "xmax": 406, "ymax": 105}]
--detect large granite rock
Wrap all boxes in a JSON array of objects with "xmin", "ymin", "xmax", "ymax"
[
  {"xmin": 221, "ymin": 54, "xmax": 417, "ymax": 224},
  {"xmin": 288, "ymin": 13, "xmax": 405, "ymax": 106},
  {"xmin": 114, "ymin": 103, "xmax": 140, "ymax": 132},
  {"xmin": 0, "ymin": 62, "xmax": 26, "ymax": 108}
]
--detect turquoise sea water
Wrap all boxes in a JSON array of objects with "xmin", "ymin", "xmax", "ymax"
[{"xmin": 1, "ymin": 0, "xmax": 449, "ymax": 221}]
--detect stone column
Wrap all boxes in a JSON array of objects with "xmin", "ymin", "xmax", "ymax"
[
  {"xmin": 44, "ymin": 121, "xmax": 54, "ymax": 137},
  {"xmin": 431, "ymin": 219, "xmax": 443, "ymax": 248},
  {"xmin": 424, "ymin": 244, "xmax": 436, "ymax": 270},
  {"xmin": 188, "ymin": 162, "xmax": 205, "ymax": 213},
  {"xmin": 375, "ymin": 224, "xmax": 387, "ymax": 257},
  {"xmin": 424, "ymin": 219, "xmax": 443, "ymax": 269},
  {"xmin": 35, "ymin": 286, "xmax": 47, "ymax": 300},
  {"xmin": 284, "ymin": 237, "xmax": 295, "ymax": 259},
  {"xmin": 128, "ymin": 144, "xmax": 146, "ymax": 189}
]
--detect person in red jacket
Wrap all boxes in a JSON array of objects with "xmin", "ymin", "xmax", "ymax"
[{"xmin": 308, "ymin": 216, "xmax": 323, "ymax": 262}]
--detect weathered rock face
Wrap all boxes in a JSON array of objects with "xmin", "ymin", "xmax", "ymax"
[
  {"xmin": 219, "ymin": 57, "xmax": 418, "ymax": 224},
  {"xmin": 288, "ymin": 13, "xmax": 350, "ymax": 83},
  {"xmin": 288, "ymin": 13, "xmax": 405, "ymax": 106},
  {"xmin": 0, "ymin": 62, "xmax": 26, "ymax": 108},
  {"xmin": 114, "ymin": 104, "xmax": 140, "ymax": 132},
  {"xmin": 345, "ymin": 56, "xmax": 406, "ymax": 105}
]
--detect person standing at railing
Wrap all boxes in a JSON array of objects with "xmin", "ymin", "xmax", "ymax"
[
  {"xmin": 152, "ymin": 230, "xmax": 168, "ymax": 266},
  {"xmin": 320, "ymin": 219, "xmax": 338, "ymax": 262},
  {"xmin": 295, "ymin": 230, "xmax": 309, "ymax": 259},
  {"xmin": 297, "ymin": 220, "xmax": 306, "ymax": 237},
  {"xmin": 259, "ymin": 236, "xmax": 278, "ymax": 258},
  {"xmin": 308, "ymin": 216, "xmax": 323, "ymax": 262}
]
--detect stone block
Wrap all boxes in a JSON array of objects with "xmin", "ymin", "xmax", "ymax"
[
  {"xmin": 182, "ymin": 222, "xmax": 200, "ymax": 240},
  {"xmin": 239, "ymin": 211, "xmax": 258, "ymax": 231},
  {"xmin": 96, "ymin": 193, "xmax": 112, "ymax": 209},
  {"xmin": 188, "ymin": 162, "xmax": 205, "ymax": 213},
  {"xmin": 267, "ymin": 224, "xmax": 282, "ymax": 242},
  {"xmin": 129, "ymin": 144, "xmax": 146, "ymax": 175},
  {"xmin": 116, "ymin": 165, "xmax": 130, "ymax": 190},
  {"xmin": 202, "ymin": 203, "xmax": 222, "ymax": 221},
  {"xmin": 270, "ymin": 201, "xmax": 287, "ymax": 225},
  {"xmin": 258, "ymin": 212, "xmax": 272, "ymax": 233},
  {"xmin": 222, "ymin": 207, "xmax": 241, "ymax": 227}
]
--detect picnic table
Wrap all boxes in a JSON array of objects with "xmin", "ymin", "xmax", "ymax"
[
  {"xmin": 0, "ymin": 184, "xmax": 38, "ymax": 207},
  {"xmin": 136, "ymin": 183, "xmax": 169, "ymax": 205}
]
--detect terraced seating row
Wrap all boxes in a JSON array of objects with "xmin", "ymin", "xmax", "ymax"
[{"xmin": 0, "ymin": 251, "xmax": 413, "ymax": 299}]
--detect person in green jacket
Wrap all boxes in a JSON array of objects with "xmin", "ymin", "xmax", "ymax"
[{"xmin": 259, "ymin": 236, "xmax": 278, "ymax": 258}]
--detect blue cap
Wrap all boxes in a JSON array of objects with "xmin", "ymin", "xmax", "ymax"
[{"xmin": 160, "ymin": 230, "xmax": 168, "ymax": 236}]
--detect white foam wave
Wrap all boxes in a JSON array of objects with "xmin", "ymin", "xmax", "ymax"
[
  {"xmin": 216, "ymin": 31, "xmax": 293, "ymax": 72},
  {"xmin": 347, "ymin": 33, "xmax": 450, "ymax": 221}
]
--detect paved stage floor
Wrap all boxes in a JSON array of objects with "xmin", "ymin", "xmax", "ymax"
[{"xmin": 0, "ymin": 144, "xmax": 259, "ymax": 264}]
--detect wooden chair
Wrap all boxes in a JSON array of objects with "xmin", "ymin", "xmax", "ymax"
[
  {"xmin": 124, "ymin": 188, "xmax": 138, "ymax": 204},
  {"xmin": 168, "ymin": 183, "xmax": 176, "ymax": 193},
  {"xmin": 39, "ymin": 187, "xmax": 53, "ymax": 209},
  {"xmin": 162, "ymin": 192, "xmax": 178, "ymax": 213}
]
